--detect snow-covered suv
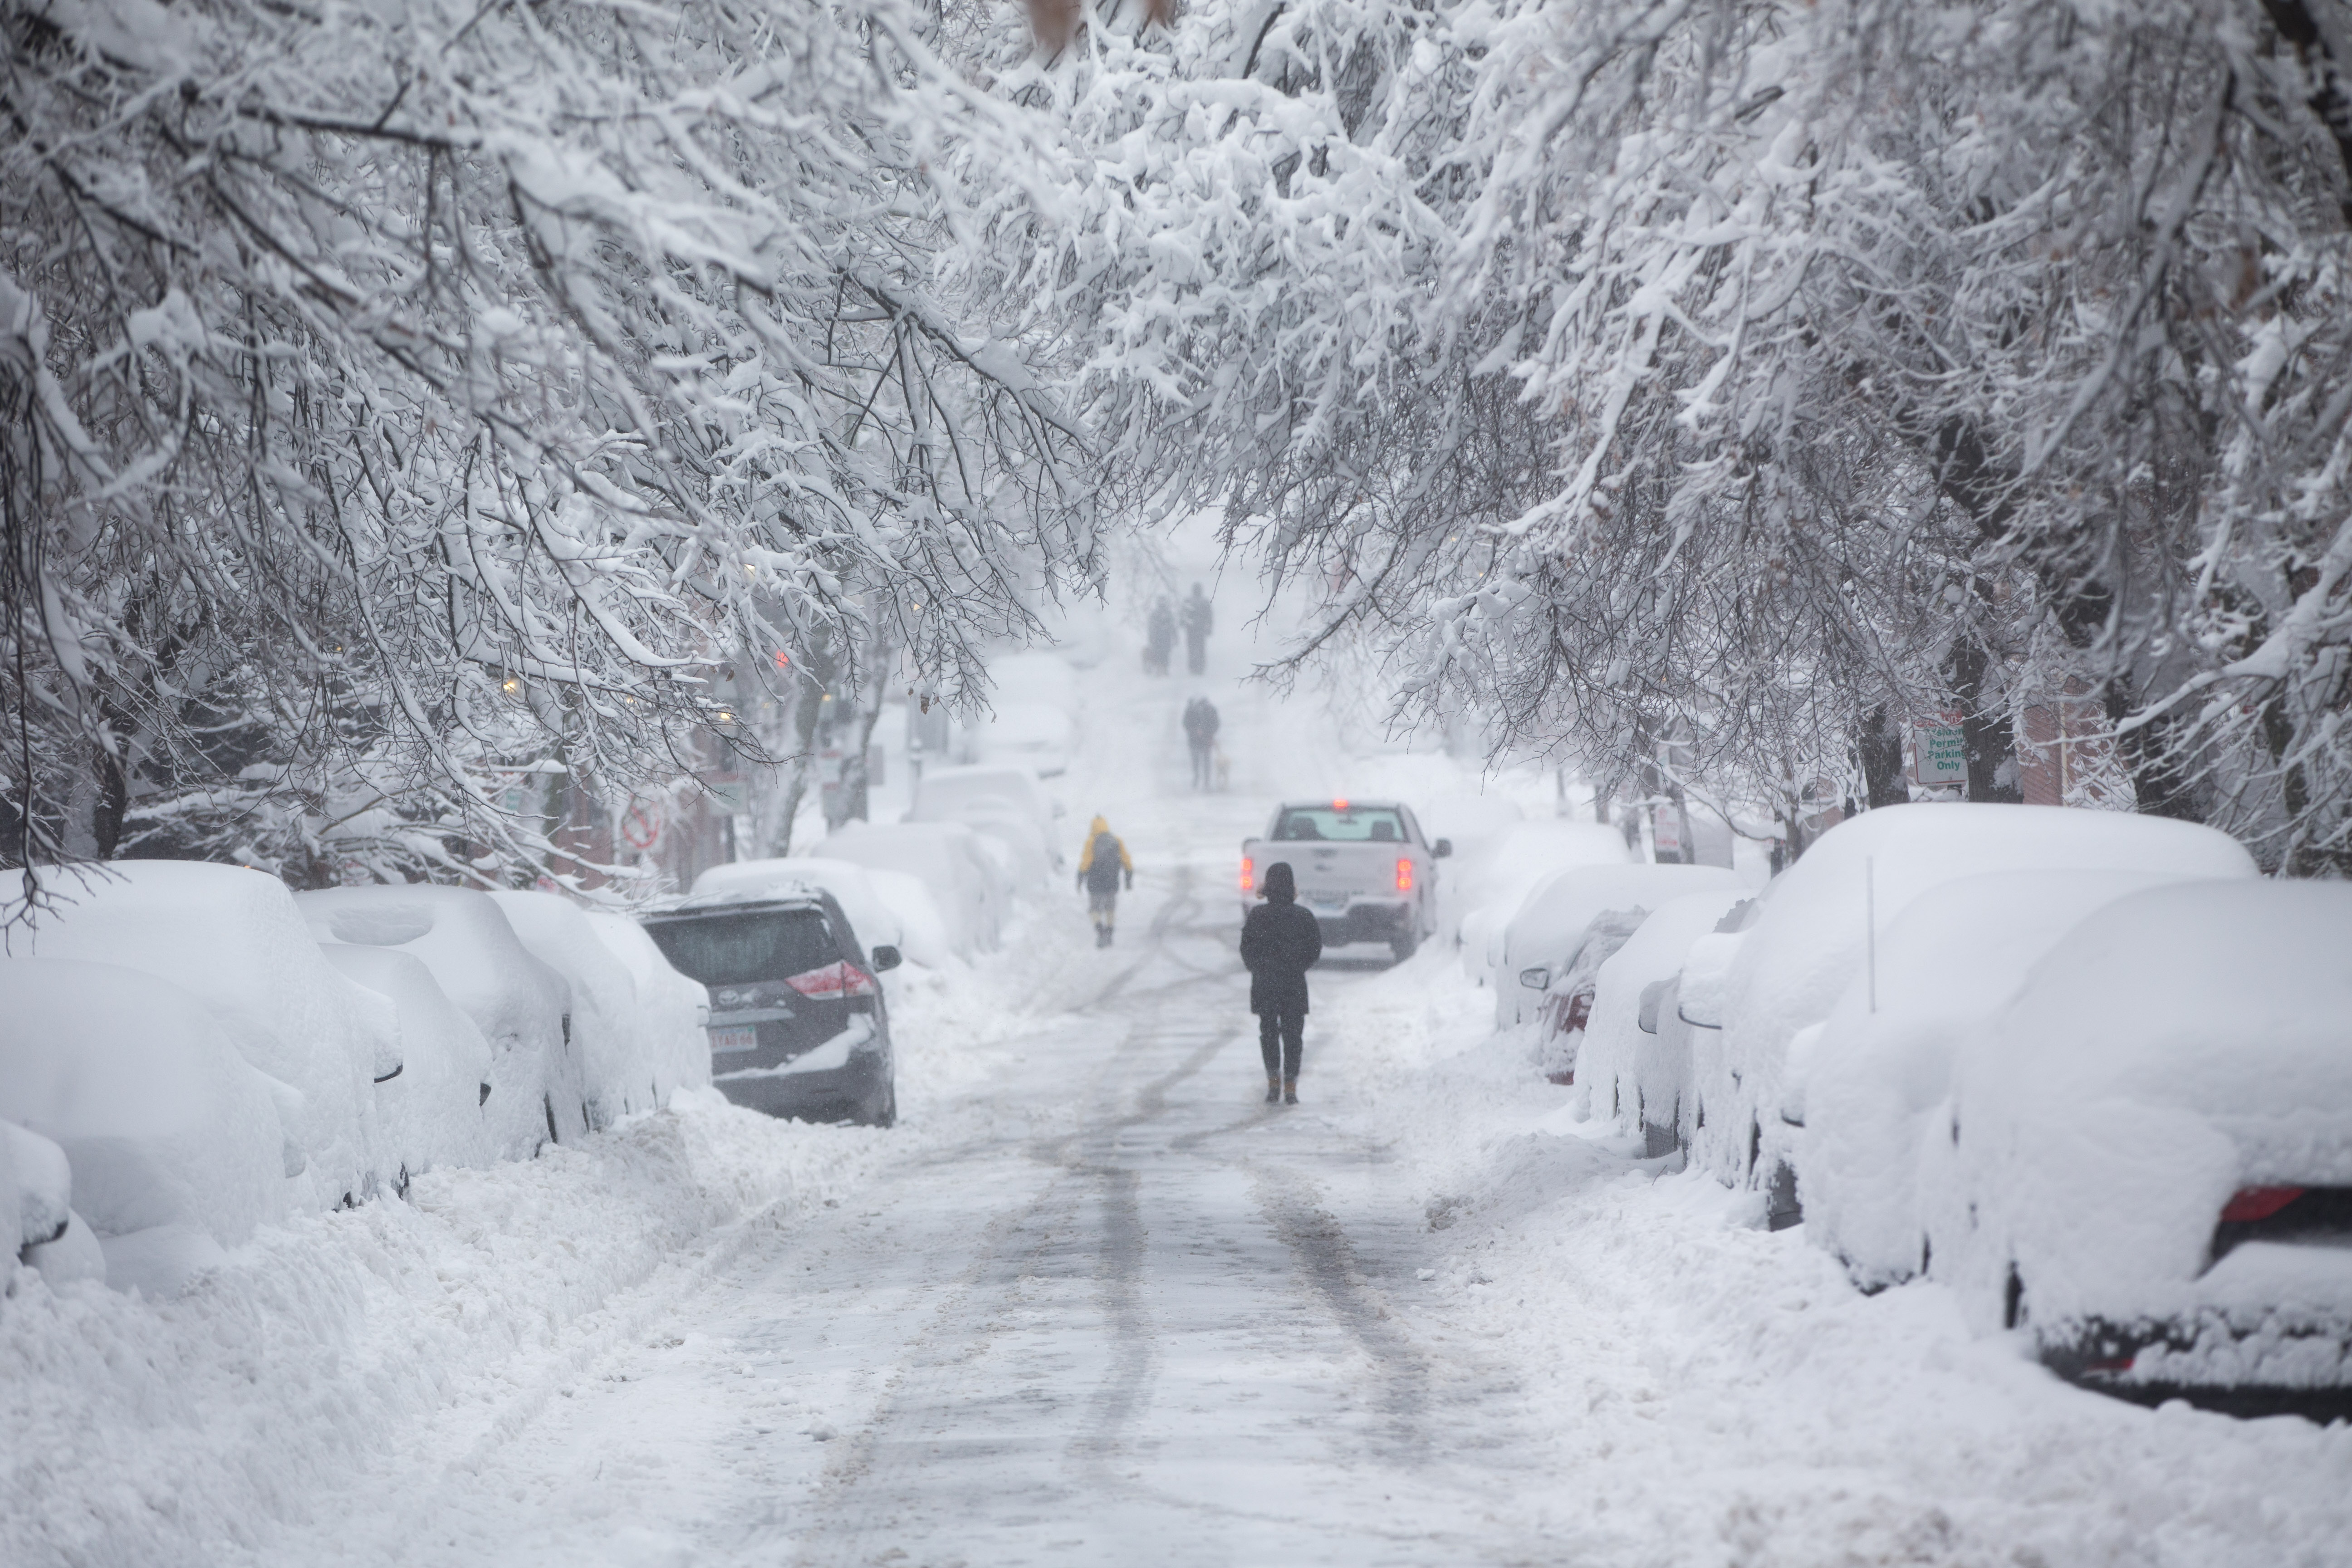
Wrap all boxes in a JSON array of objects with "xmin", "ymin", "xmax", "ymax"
[{"xmin": 643, "ymin": 888, "xmax": 901, "ymax": 1127}]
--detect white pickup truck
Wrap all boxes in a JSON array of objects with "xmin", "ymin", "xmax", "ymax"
[{"xmin": 1241, "ymin": 799, "xmax": 1451, "ymax": 961}]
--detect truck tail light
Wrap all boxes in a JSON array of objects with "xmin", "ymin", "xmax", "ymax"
[
  {"xmin": 1240, "ymin": 856, "xmax": 1254, "ymax": 893},
  {"xmin": 785, "ymin": 961, "xmax": 878, "ymax": 1000},
  {"xmin": 1396, "ymin": 857, "xmax": 1413, "ymax": 892},
  {"xmin": 2220, "ymin": 1186, "xmax": 2306, "ymax": 1223}
]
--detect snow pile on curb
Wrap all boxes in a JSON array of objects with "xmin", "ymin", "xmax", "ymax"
[{"xmin": 0, "ymin": 1091, "xmax": 877, "ymax": 1568}]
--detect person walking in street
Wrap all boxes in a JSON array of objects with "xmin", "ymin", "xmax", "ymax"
[
  {"xmin": 1144, "ymin": 598, "xmax": 1177, "ymax": 676},
  {"xmin": 1181, "ymin": 583, "xmax": 1214, "ymax": 676},
  {"xmin": 1240, "ymin": 861, "xmax": 1322, "ymax": 1104},
  {"xmin": 1077, "ymin": 815, "xmax": 1134, "ymax": 948},
  {"xmin": 1182, "ymin": 697, "xmax": 1220, "ymax": 791}
]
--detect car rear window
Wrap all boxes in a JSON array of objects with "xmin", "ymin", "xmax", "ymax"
[
  {"xmin": 1272, "ymin": 806, "xmax": 1408, "ymax": 843},
  {"xmin": 644, "ymin": 909, "xmax": 838, "ymax": 985}
]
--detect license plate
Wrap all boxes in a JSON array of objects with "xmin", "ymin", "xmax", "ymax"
[
  {"xmin": 1309, "ymin": 893, "xmax": 1348, "ymax": 910},
  {"xmin": 709, "ymin": 1025, "xmax": 759, "ymax": 1054}
]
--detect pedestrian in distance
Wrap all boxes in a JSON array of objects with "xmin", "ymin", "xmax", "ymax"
[
  {"xmin": 1182, "ymin": 696, "xmax": 1220, "ymax": 791},
  {"xmin": 1144, "ymin": 597, "xmax": 1176, "ymax": 676},
  {"xmin": 1181, "ymin": 583, "xmax": 1213, "ymax": 676},
  {"xmin": 1077, "ymin": 815, "xmax": 1134, "ymax": 948},
  {"xmin": 1240, "ymin": 861, "xmax": 1322, "ymax": 1104}
]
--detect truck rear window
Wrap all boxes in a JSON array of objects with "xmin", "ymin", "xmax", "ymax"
[
  {"xmin": 644, "ymin": 909, "xmax": 838, "ymax": 986},
  {"xmin": 1271, "ymin": 807, "xmax": 1408, "ymax": 843}
]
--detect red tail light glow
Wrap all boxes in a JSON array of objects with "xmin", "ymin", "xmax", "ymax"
[
  {"xmin": 1333, "ymin": 798, "xmax": 1349, "ymax": 812},
  {"xmin": 2220, "ymin": 1186, "xmax": 2306, "ymax": 1224},
  {"xmin": 1395, "ymin": 857, "xmax": 1414, "ymax": 892},
  {"xmin": 785, "ymin": 961, "xmax": 878, "ymax": 1000},
  {"xmin": 1240, "ymin": 856, "xmax": 1254, "ymax": 893}
]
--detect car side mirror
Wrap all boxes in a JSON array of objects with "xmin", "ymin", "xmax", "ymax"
[
  {"xmin": 1433, "ymin": 838, "xmax": 1453, "ymax": 858},
  {"xmin": 1637, "ymin": 979, "xmax": 1670, "ymax": 1035},
  {"xmin": 1518, "ymin": 965, "xmax": 1551, "ymax": 991},
  {"xmin": 870, "ymin": 945, "xmax": 902, "ymax": 973}
]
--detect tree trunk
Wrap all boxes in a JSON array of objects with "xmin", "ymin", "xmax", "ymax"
[
  {"xmin": 1946, "ymin": 644, "xmax": 2021, "ymax": 804},
  {"xmin": 1857, "ymin": 706, "xmax": 1909, "ymax": 808}
]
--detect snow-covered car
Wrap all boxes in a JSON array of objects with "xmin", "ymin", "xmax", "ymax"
[
  {"xmin": 641, "ymin": 888, "xmax": 902, "ymax": 1127},
  {"xmin": 299, "ymin": 885, "xmax": 590, "ymax": 1162},
  {"xmin": 1917, "ymin": 880, "xmax": 2352, "ymax": 1412},
  {"xmin": 817, "ymin": 818, "xmax": 1007, "ymax": 956},
  {"xmin": 1496, "ymin": 862, "xmax": 1749, "ymax": 1028},
  {"xmin": 1451, "ymin": 819, "xmax": 1633, "ymax": 970},
  {"xmin": 1674, "ymin": 803, "xmax": 2259, "ymax": 1230},
  {"xmin": 904, "ymin": 763, "xmax": 1062, "ymax": 888},
  {"xmin": 1573, "ymin": 887, "xmax": 1753, "ymax": 1147},
  {"xmin": 1241, "ymin": 799, "xmax": 1451, "ymax": 961},
  {"xmin": 490, "ymin": 890, "xmax": 703, "ymax": 1130},
  {"xmin": 0, "ymin": 959, "xmax": 294, "ymax": 1296},
  {"xmin": 29, "ymin": 860, "xmax": 396, "ymax": 1210},
  {"xmin": 971, "ymin": 699, "xmax": 1074, "ymax": 779},
  {"xmin": 1798, "ymin": 868, "xmax": 2236, "ymax": 1291}
]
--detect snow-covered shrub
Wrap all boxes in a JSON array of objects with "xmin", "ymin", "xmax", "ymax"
[
  {"xmin": 298, "ymin": 887, "xmax": 586, "ymax": 1161},
  {"xmin": 1799, "ymin": 869, "xmax": 2236, "ymax": 1291},
  {"xmin": 22, "ymin": 861, "xmax": 395, "ymax": 1207},
  {"xmin": 1492, "ymin": 863, "xmax": 1749, "ymax": 1025},
  {"xmin": 0, "ymin": 960, "xmax": 293, "ymax": 1295},
  {"xmin": 1576, "ymin": 888, "xmax": 1753, "ymax": 1138},
  {"xmin": 1691, "ymin": 804, "xmax": 2258, "ymax": 1212},
  {"xmin": 904, "ymin": 765, "xmax": 1060, "ymax": 888},
  {"xmin": 815, "ymin": 820, "xmax": 1006, "ymax": 957},
  {"xmin": 1921, "ymin": 880, "xmax": 2352, "ymax": 1392}
]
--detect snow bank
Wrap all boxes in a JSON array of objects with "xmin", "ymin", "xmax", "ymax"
[
  {"xmin": 0, "ymin": 1092, "xmax": 875, "ymax": 1567},
  {"xmin": 1928, "ymin": 879, "xmax": 2352, "ymax": 1352},
  {"xmin": 0, "ymin": 959, "xmax": 291, "ymax": 1295},
  {"xmin": 1800, "ymin": 869, "xmax": 2207, "ymax": 1290},
  {"xmin": 1492, "ymin": 862, "xmax": 1748, "ymax": 1024},
  {"xmin": 23, "ymin": 860, "xmax": 394, "ymax": 1208},
  {"xmin": 1577, "ymin": 887, "xmax": 1751, "ymax": 1133},
  {"xmin": 298, "ymin": 887, "xmax": 588, "ymax": 1161},
  {"xmin": 816, "ymin": 819, "xmax": 1005, "ymax": 956},
  {"xmin": 1694, "ymin": 804, "xmax": 2257, "ymax": 1205}
]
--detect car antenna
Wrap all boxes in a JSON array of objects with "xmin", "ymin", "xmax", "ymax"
[{"xmin": 1865, "ymin": 854, "xmax": 1878, "ymax": 1014}]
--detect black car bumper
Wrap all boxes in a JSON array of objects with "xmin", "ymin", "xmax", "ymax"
[{"xmin": 1313, "ymin": 900, "xmax": 1412, "ymax": 947}]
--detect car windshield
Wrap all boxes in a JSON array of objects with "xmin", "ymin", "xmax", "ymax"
[
  {"xmin": 1272, "ymin": 806, "xmax": 1407, "ymax": 843},
  {"xmin": 645, "ymin": 908, "xmax": 838, "ymax": 985}
]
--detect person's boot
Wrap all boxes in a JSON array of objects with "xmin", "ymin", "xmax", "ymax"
[
  {"xmin": 1282, "ymin": 1077, "xmax": 1298, "ymax": 1106},
  {"xmin": 1264, "ymin": 1075, "xmax": 1281, "ymax": 1104}
]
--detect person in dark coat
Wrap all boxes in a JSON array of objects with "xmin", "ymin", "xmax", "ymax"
[
  {"xmin": 1240, "ymin": 861, "xmax": 1322, "ymax": 1104},
  {"xmin": 1181, "ymin": 583, "xmax": 1214, "ymax": 675},
  {"xmin": 1181, "ymin": 696, "xmax": 1220, "ymax": 791}
]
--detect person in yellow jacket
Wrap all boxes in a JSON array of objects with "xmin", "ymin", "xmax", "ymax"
[{"xmin": 1076, "ymin": 816, "xmax": 1134, "ymax": 948}]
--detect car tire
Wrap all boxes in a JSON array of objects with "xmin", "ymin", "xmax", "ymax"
[
  {"xmin": 1390, "ymin": 931, "xmax": 1418, "ymax": 964},
  {"xmin": 864, "ymin": 1080, "xmax": 897, "ymax": 1129}
]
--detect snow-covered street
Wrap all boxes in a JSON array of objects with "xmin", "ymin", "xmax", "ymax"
[{"xmin": 13, "ymin": 626, "xmax": 2320, "ymax": 1568}]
